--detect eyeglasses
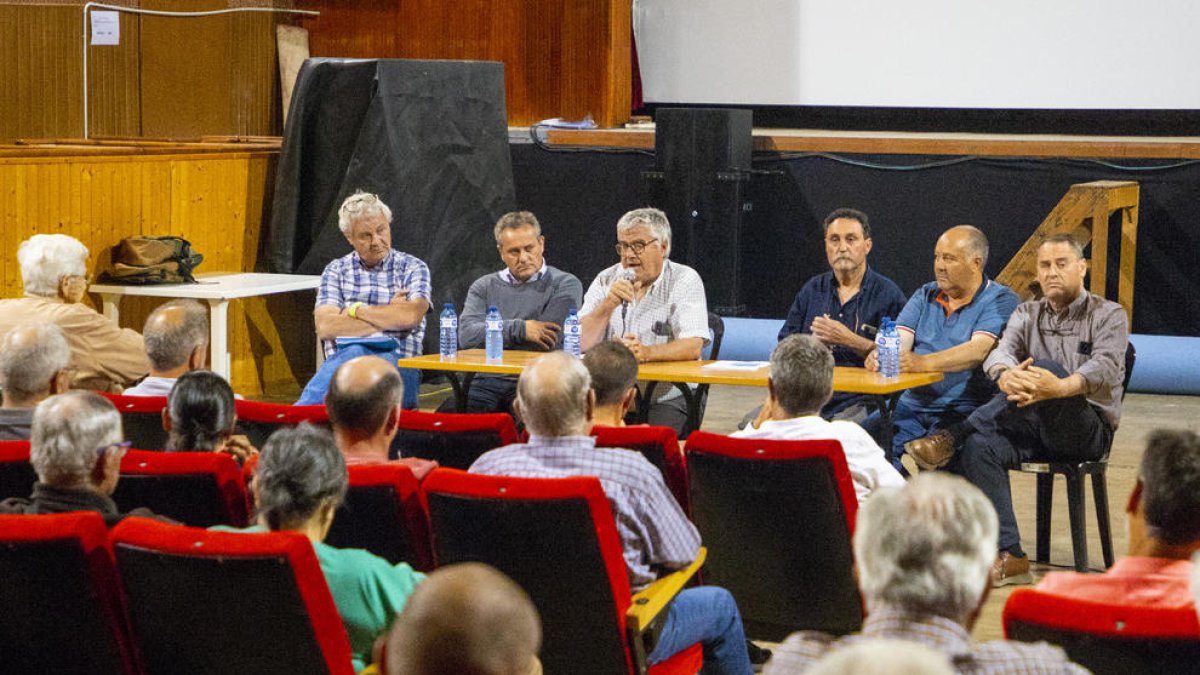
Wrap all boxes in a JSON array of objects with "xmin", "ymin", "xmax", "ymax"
[
  {"xmin": 340, "ymin": 192, "xmax": 383, "ymax": 214},
  {"xmin": 615, "ymin": 239, "xmax": 659, "ymax": 255},
  {"xmin": 95, "ymin": 440, "xmax": 132, "ymax": 460}
]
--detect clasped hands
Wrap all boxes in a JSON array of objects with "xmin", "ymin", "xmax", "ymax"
[{"xmin": 997, "ymin": 358, "xmax": 1067, "ymax": 407}]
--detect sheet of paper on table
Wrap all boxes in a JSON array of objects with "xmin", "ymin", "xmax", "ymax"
[{"xmin": 702, "ymin": 360, "xmax": 769, "ymax": 371}]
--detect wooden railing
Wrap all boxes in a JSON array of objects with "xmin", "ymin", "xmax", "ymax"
[{"xmin": 996, "ymin": 180, "xmax": 1139, "ymax": 321}]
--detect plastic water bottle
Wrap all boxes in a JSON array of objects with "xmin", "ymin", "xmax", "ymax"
[
  {"xmin": 876, "ymin": 317, "xmax": 901, "ymax": 379},
  {"xmin": 485, "ymin": 305, "xmax": 504, "ymax": 362},
  {"xmin": 439, "ymin": 303, "xmax": 458, "ymax": 360},
  {"xmin": 563, "ymin": 308, "xmax": 581, "ymax": 357}
]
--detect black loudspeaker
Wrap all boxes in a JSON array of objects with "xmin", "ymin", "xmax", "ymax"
[{"xmin": 645, "ymin": 108, "xmax": 753, "ymax": 315}]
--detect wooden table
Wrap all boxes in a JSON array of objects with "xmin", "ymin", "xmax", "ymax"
[
  {"xmin": 90, "ymin": 272, "xmax": 321, "ymax": 379},
  {"xmin": 397, "ymin": 349, "xmax": 943, "ymax": 444}
]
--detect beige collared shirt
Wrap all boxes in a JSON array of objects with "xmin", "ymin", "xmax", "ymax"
[{"xmin": 0, "ymin": 294, "xmax": 149, "ymax": 392}]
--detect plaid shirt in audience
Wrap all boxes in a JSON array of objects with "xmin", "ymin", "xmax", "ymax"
[
  {"xmin": 469, "ymin": 435, "xmax": 701, "ymax": 591},
  {"xmin": 764, "ymin": 607, "xmax": 1088, "ymax": 675},
  {"xmin": 316, "ymin": 249, "xmax": 431, "ymax": 358}
]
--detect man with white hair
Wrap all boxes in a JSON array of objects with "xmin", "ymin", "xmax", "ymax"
[
  {"xmin": 0, "ymin": 234, "xmax": 148, "ymax": 391},
  {"xmin": 763, "ymin": 473, "xmax": 1085, "ymax": 674},
  {"xmin": 736, "ymin": 334, "xmax": 903, "ymax": 504},
  {"xmin": 298, "ymin": 191, "xmax": 431, "ymax": 407},
  {"xmin": 471, "ymin": 352, "xmax": 755, "ymax": 675},
  {"xmin": 123, "ymin": 299, "xmax": 210, "ymax": 397},
  {"xmin": 0, "ymin": 323, "xmax": 73, "ymax": 440},
  {"xmin": 579, "ymin": 207, "xmax": 710, "ymax": 433},
  {"xmin": 0, "ymin": 391, "xmax": 161, "ymax": 526}
]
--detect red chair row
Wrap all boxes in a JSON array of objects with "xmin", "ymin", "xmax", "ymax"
[{"xmin": 101, "ymin": 394, "xmax": 331, "ymax": 451}]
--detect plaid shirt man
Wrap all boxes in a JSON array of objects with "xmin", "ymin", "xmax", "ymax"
[
  {"xmin": 316, "ymin": 249, "xmax": 431, "ymax": 358},
  {"xmin": 470, "ymin": 434, "xmax": 700, "ymax": 591}
]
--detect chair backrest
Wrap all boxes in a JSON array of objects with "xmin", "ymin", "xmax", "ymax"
[
  {"xmin": 592, "ymin": 425, "xmax": 689, "ymax": 514},
  {"xmin": 422, "ymin": 469, "xmax": 636, "ymax": 675},
  {"xmin": 113, "ymin": 450, "xmax": 249, "ymax": 527},
  {"xmin": 324, "ymin": 463, "xmax": 432, "ymax": 571},
  {"xmin": 1121, "ymin": 341, "xmax": 1136, "ymax": 399},
  {"xmin": 110, "ymin": 517, "xmax": 354, "ymax": 675},
  {"xmin": 684, "ymin": 431, "xmax": 862, "ymax": 641},
  {"xmin": 1004, "ymin": 588, "xmax": 1200, "ymax": 674},
  {"xmin": 390, "ymin": 410, "xmax": 519, "ymax": 470},
  {"xmin": 0, "ymin": 512, "xmax": 137, "ymax": 675},
  {"xmin": 102, "ymin": 394, "xmax": 169, "ymax": 450},
  {"xmin": 0, "ymin": 439, "xmax": 36, "ymax": 501},
  {"xmin": 234, "ymin": 400, "xmax": 331, "ymax": 448},
  {"xmin": 703, "ymin": 312, "xmax": 725, "ymax": 360}
]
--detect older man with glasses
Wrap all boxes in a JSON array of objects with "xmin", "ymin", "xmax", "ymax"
[{"xmin": 579, "ymin": 208, "xmax": 710, "ymax": 433}]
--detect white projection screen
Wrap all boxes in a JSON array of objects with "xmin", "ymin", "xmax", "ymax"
[{"xmin": 634, "ymin": 0, "xmax": 1200, "ymax": 110}]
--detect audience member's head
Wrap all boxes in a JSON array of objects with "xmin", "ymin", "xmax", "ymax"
[
  {"xmin": 855, "ymin": 473, "xmax": 998, "ymax": 627},
  {"xmin": 934, "ymin": 225, "xmax": 989, "ymax": 298},
  {"xmin": 0, "ymin": 322, "xmax": 71, "ymax": 408},
  {"xmin": 768, "ymin": 334, "xmax": 834, "ymax": 418},
  {"xmin": 583, "ymin": 340, "xmax": 638, "ymax": 425},
  {"xmin": 142, "ymin": 300, "xmax": 209, "ymax": 375},
  {"xmin": 337, "ymin": 191, "xmax": 394, "ymax": 267},
  {"xmin": 326, "ymin": 356, "xmax": 404, "ymax": 438},
  {"xmin": 30, "ymin": 392, "xmax": 125, "ymax": 493},
  {"xmin": 385, "ymin": 562, "xmax": 541, "ymax": 675},
  {"xmin": 164, "ymin": 370, "xmax": 236, "ymax": 452},
  {"xmin": 254, "ymin": 423, "xmax": 348, "ymax": 534},
  {"xmin": 18, "ymin": 234, "xmax": 90, "ymax": 302},
  {"xmin": 515, "ymin": 351, "xmax": 591, "ymax": 437},
  {"xmin": 805, "ymin": 638, "xmax": 953, "ymax": 675},
  {"xmin": 1128, "ymin": 429, "xmax": 1200, "ymax": 558}
]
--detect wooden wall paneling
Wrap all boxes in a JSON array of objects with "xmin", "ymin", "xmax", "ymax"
[
  {"xmin": 298, "ymin": 0, "xmax": 401, "ymax": 59},
  {"xmin": 0, "ymin": 5, "xmax": 84, "ymax": 143},
  {"xmin": 139, "ymin": 0, "xmax": 234, "ymax": 138},
  {"xmin": 229, "ymin": 10, "xmax": 282, "ymax": 136},
  {"xmin": 86, "ymin": 9, "xmax": 142, "ymax": 138}
]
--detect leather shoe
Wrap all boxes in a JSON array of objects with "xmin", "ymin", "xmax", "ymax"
[
  {"xmin": 992, "ymin": 551, "xmax": 1033, "ymax": 587},
  {"xmin": 904, "ymin": 429, "xmax": 956, "ymax": 470}
]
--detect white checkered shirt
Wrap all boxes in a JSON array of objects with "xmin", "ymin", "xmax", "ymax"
[
  {"xmin": 316, "ymin": 249, "xmax": 431, "ymax": 358},
  {"xmin": 470, "ymin": 435, "xmax": 701, "ymax": 591},
  {"xmin": 580, "ymin": 260, "xmax": 710, "ymax": 348}
]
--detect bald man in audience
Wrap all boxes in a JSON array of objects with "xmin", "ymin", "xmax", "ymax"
[
  {"xmin": 123, "ymin": 299, "xmax": 210, "ymax": 397},
  {"xmin": 583, "ymin": 340, "xmax": 640, "ymax": 428},
  {"xmin": 0, "ymin": 323, "xmax": 72, "ymax": 440},
  {"xmin": 383, "ymin": 563, "xmax": 542, "ymax": 675},
  {"xmin": 1034, "ymin": 429, "xmax": 1200, "ymax": 610},
  {"xmin": 325, "ymin": 355, "xmax": 438, "ymax": 478}
]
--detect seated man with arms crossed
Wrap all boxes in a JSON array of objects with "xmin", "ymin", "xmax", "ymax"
[
  {"xmin": 583, "ymin": 339, "xmax": 640, "ymax": 428},
  {"xmin": 451, "ymin": 210, "xmax": 582, "ymax": 413},
  {"xmin": 471, "ymin": 352, "xmax": 755, "ymax": 675},
  {"xmin": 123, "ymin": 299, "xmax": 209, "ymax": 397},
  {"xmin": 738, "ymin": 334, "xmax": 903, "ymax": 503},
  {"xmin": 0, "ymin": 323, "xmax": 72, "ymax": 440},
  {"xmin": 764, "ymin": 473, "xmax": 1085, "ymax": 674}
]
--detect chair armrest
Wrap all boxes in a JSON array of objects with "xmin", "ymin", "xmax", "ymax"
[{"xmin": 627, "ymin": 547, "xmax": 707, "ymax": 632}]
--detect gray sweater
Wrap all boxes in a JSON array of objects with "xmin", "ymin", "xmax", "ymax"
[{"xmin": 459, "ymin": 265, "xmax": 583, "ymax": 350}]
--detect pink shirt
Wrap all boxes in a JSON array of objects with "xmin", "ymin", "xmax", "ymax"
[{"xmin": 1036, "ymin": 556, "xmax": 1194, "ymax": 610}]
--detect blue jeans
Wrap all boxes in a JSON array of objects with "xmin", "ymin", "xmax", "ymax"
[
  {"xmin": 647, "ymin": 586, "xmax": 752, "ymax": 675},
  {"xmin": 296, "ymin": 342, "xmax": 419, "ymax": 409}
]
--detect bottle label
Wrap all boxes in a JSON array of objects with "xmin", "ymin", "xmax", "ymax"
[
  {"xmin": 486, "ymin": 319, "xmax": 502, "ymax": 331},
  {"xmin": 443, "ymin": 318, "xmax": 457, "ymax": 329}
]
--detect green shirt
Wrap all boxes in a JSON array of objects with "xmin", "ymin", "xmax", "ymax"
[{"xmin": 213, "ymin": 525, "xmax": 425, "ymax": 672}]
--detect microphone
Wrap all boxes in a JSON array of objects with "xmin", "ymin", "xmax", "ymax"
[{"xmin": 617, "ymin": 268, "xmax": 636, "ymax": 322}]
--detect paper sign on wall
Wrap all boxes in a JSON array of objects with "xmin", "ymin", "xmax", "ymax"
[{"xmin": 91, "ymin": 10, "xmax": 120, "ymax": 46}]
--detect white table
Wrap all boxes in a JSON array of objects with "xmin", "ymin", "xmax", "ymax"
[{"xmin": 89, "ymin": 272, "xmax": 321, "ymax": 379}]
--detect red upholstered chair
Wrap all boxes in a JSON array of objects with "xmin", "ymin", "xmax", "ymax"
[
  {"xmin": 389, "ymin": 410, "xmax": 519, "ymax": 470},
  {"xmin": 101, "ymin": 393, "xmax": 169, "ymax": 450},
  {"xmin": 422, "ymin": 469, "xmax": 705, "ymax": 675},
  {"xmin": 684, "ymin": 431, "xmax": 862, "ymax": 641},
  {"xmin": 233, "ymin": 400, "xmax": 331, "ymax": 448},
  {"xmin": 0, "ymin": 512, "xmax": 138, "ymax": 674},
  {"xmin": 113, "ymin": 450, "xmax": 250, "ymax": 527},
  {"xmin": 110, "ymin": 517, "xmax": 354, "ymax": 675},
  {"xmin": 1004, "ymin": 587, "xmax": 1200, "ymax": 674},
  {"xmin": 324, "ymin": 463, "xmax": 433, "ymax": 571},
  {"xmin": 592, "ymin": 425, "xmax": 689, "ymax": 514},
  {"xmin": 0, "ymin": 439, "xmax": 36, "ymax": 500}
]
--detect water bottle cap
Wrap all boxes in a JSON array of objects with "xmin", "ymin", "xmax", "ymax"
[
  {"xmin": 567, "ymin": 307, "xmax": 578, "ymax": 315},
  {"xmin": 443, "ymin": 302, "xmax": 453, "ymax": 310},
  {"xmin": 488, "ymin": 305, "xmax": 498, "ymax": 312}
]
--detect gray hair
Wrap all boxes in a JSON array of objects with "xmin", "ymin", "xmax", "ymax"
[
  {"xmin": 255, "ymin": 423, "xmax": 348, "ymax": 531},
  {"xmin": 143, "ymin": 300, "xmax": 209, "ymax": 371},
  {"xmin": 583, "ymin": 340, "xmax": 638, "ymax": 407},
  {"xmin": 516, "ymin": 352, "xmax": 591, "ymax": 437},
  {"xmin": 30, "ymin": 392, "xmax": 122, "ymax": 486},
  {"xmin": 1039, "ymin": 234, "xmax": 1085, "ymax": 260},
  {"xmin": 0, "ymin": 323, "xmax": 71, "ymax": 403},
  {"xmin": 493, "ymin": 211, "xmax": 542, "ymax": 243},
  {"xmin": 855, "ymin": 473, "xmax": 998, "ymax": 621},
  {"xmin": 616, "ymin": 207, "xmax": 672, "ymax": 256},
  {"xmin": 952, "ymin": 225, "xmax": 990, "ymax": 268},
  {"xmin": 769, "ymin": 334, "xmax": 834, "ymax": 417},
  {"xmin": 386, "ymin": 562, "xmax": 542, "ymax": 675},
  {"xmin": 806, "ymin": 638, "xmax": 953, "ymax": 675},
  {"xmin": 337, "ymin": 191, "xmax": 393, "ymax": 235},
  {"xmin": 18, "ymin": 234, "xmax": 88, "ymax": 296}
]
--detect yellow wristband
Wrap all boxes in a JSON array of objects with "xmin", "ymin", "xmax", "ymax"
[{"xmin": 348, "ymin": 302, "xmax": 364, "ymax": 319}]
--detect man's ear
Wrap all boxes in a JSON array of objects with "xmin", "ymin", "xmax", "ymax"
[
  {"xmin": 585, "ymin": 389, "xmax": 596, "ymax": 423},
  {"xmin": 50, "ymin": 368, "xmax": 71, "ymax": 395},
  {"xmin": 161, "ymin": 408, "xmax": 172, "ymax": 433},
  {"xmin": 1126, "ymin": 479, "xmax": 1144, "ymax": 515},
  {"xmin": 512, "ymin": 399, "xmax": 525, "ymax": 425},
  {"xmin": 189, "ymin": 345, "xmax": 207, "ymax": 370},
  {"xmin": 386, "ymin": 405, "xmax": 401, "ymax": 434},
  {"xmin": 620, "ymin": 386, "xmax": 638, "ymax": 414}
]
